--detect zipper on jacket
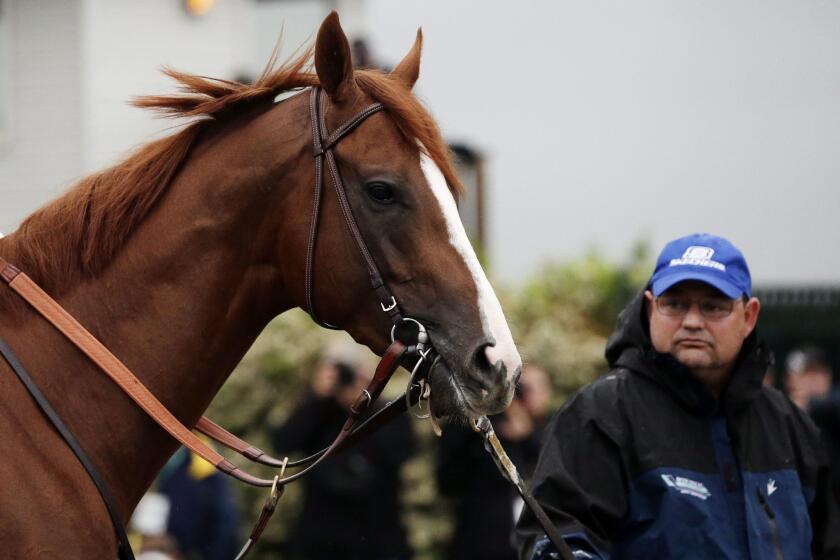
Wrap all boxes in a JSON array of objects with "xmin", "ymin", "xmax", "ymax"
[{"xmin": 756, "ymin": 486, "xmax": 784, "ymax": 560}]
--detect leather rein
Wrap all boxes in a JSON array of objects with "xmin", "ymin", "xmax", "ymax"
[{"xmin": 0, "ymin": 87, "xmax": 437, "ymax": 559}]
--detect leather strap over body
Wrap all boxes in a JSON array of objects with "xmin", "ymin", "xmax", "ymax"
[
  {"xmin": 1, "ymin": 256, "xmax": 413, "ymax": 487},
  {"xmin": 0, "ymin": 330, "xmax": 134, "ymax": 559},
  {"xmin": 0, "ymin": 260, "xmax": 270, "ymax": 484}
]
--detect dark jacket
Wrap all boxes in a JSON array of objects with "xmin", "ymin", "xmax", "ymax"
[
  {"xmin": 158, "ymin": 447, "xmax": 241, "ymax": 560},
  {"xmin": 517, "ymin": 292, "xmax": 840, "ymax": 560},
  {"xmin": 810, "ymin": 388, "xmax": 840, "ymax": 504},
  {"xmin": 270, "ymin": 393, "xmax": 415, "ymax": 560}
]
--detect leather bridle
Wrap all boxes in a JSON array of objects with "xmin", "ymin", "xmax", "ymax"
[
  {"xmin": 305, "ymin": 86, "xmax": 403, "ymax": 329},
  {"xmin": 0, "ymin": 86, "xmax": 437, "ymax": 559}
]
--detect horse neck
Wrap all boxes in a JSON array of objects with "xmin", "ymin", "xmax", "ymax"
[{"xmin": 11, "ymin": 97, "xmax": 312, "ymax": 516}]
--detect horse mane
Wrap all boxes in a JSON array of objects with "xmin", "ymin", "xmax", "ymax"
[{"xmin": 1, "ymin": 45, "xmax": 462, "ymax": 299}]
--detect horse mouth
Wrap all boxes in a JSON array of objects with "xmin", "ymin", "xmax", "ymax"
[{"xmin": 426, "ymin": 356, "xmax": 514, "ymax": 420}]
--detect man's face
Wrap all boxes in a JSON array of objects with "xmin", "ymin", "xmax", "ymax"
[{"xmin": 645, "ymin": 280, "xmax": 760, "ymax": 394}]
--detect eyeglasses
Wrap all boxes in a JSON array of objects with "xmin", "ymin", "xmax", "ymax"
[{"xmin": 654, "ymin": 295, "xmax": 739, "ymax": 319}]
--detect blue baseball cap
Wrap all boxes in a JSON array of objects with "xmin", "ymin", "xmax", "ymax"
[{"xmin": 650, "ymin": 233, "xmax": 751, "ymax": 299}]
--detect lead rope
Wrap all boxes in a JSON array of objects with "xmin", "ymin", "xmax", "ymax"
[
  {"xmin": 233, "ymin": 459, "xmax": 287, "ymax": 560},
  {"xmin": 470, "ymin": 416, "xmax": 576, "ymax": 560},
  {"xmin": 0, "ymin": 260, "xmax": 272, "ymax": 486}
]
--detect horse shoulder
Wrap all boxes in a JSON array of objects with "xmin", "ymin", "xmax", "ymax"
[{"xmin": 0, "ymin": 359, "xmax": 117, "ymax": 556}]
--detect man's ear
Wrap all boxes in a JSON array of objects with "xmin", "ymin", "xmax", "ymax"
[
  {"xmin": 644, "ymin": 290, "xmax": 655, "ymax": 321},
  {"xmin": 314, "ymin": 11, "xmax": 359, "ymax": 102},
  {"xmin": 743, "ymin": 297, "xmax": 761, "ymax": 338}
]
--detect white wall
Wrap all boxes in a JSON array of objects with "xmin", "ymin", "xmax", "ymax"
[
  {"xmin": 80, "ymin": 0, "xmax": 253, "ymax": 173},
  {"xmin": 0, "ymin": 0, "xmax": 263, "ymax": 233},
  {"xmin": 0, "ymin": 0, "xmax": 83, "ymax": 233},
  {"xmin": 250, "ymin": 0, "xmax": 329, "ymax": 80},
  {"xmin": 0, "ymin": 0, "xmax": 335, "ymax": 235},
  {"xmin": 359, "ymin": 1, "xmax": 840, "ymax": 286}
]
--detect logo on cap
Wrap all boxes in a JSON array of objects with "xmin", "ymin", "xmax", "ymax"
[
  {"xmin": 683, "ymin": 246, "xmax": 714, "ymax": 260},
  {"xmin": 669, "ymin": 246, "xmax": 725, "ymax": 271}
]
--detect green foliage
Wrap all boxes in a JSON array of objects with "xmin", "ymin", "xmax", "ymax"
[{"xmin": 505, "ymin": 242, "xmax": 651, "ymax": 401}]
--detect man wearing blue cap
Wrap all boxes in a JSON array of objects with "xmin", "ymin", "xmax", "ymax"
[{"xmin": 517, "ymin": 233, "xmax": 840, "ymax": 560}]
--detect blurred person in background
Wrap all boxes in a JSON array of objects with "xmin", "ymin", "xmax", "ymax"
[
  {"xmin": 787, "ymin": 346, "xmax": 840, "ymax": 503},
  {"xmin": 130, "ymin": 492, "xmax": 181, "ymax": 560},
  {"xmin": 785, "ymin": 346, "xmax": 833, "ymax": 410},
  {"xmin": 269, "ymin": 358, "xmax": 415, "ymax": 560},
  {"xmin": 437, "ymin": 363, "xmax": 552, "ymax": 560},
  {"xmin": 517, "ymin": 233, "xmax": 840, "ymax": 559},
  {"xmin": 510, "ymin": 363, "xmax": 553, "ymax": 477},
  {"xmin": 157, "ymin": 445, "xmax": 241, "ymax": 560}
]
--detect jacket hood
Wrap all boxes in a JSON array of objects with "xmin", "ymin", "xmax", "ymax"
[{"xmin": 604, "ymin": 290, "xmax": 772, "ymax": 415}]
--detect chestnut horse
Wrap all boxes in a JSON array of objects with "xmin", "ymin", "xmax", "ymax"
[{"xmin": 0, "ymin": 12, "xmax": 521, "ymax": 557}]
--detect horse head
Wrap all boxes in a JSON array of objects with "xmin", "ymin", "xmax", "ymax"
[{"xmin": 272, "ymin": 13, "xmax": 522, "ymax": 419}]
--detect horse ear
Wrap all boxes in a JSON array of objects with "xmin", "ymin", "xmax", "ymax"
[
  {"xmin": 391, "ymin": 28, "xmax": 422, "ymax": 89},
  {"xmin": 315, "ymin": 11, "xmax": 358, "ymax": 101}
]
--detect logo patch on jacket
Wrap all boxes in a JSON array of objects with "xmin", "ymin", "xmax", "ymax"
[{"xmin": 661, "ymin": 474, "xmax": 712, "ymax": 500}]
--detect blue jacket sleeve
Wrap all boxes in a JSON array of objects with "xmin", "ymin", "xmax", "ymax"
[{"xmin": 530, "ymin": 534, "xmax": 608, "ymax": 559}]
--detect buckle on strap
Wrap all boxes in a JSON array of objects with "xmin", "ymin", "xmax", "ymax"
[
  {"xmin": 0, "ymin": 261, "xmax": 20, "ymax": 284},
  {"xmin": 381, "ymin": 296, "xmax": 397, "ymax": 313}
]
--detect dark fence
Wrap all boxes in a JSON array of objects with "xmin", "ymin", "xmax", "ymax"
[{"xmin": 753, "ymin": 285, "xmax": 840, "ymax": 383}]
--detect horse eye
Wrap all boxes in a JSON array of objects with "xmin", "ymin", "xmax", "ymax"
[{"xmin": 366, "ymin": 182, "xmax": 396, "ymax": 204}]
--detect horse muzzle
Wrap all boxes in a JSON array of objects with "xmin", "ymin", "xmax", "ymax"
[{"xmin": 426, "ymin": 343, "xmax": 519, "ymax": 419}]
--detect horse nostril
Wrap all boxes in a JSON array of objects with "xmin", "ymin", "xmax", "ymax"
[
  {"xmin": 470, "ymin": 343, "xmax": 490, "ymax": 372},
  {"xmin": 468, "ymin": 343, "xmax": 509, "ymax": 389},
  {"xmin": 484, "ymin": 344, "xmax": 502, "ymax": 371},
  {"xmin": 481, "ymin": 343, "xmax": 522, "ymax": 386},
  {"xmin": 479, "ymin": 344, "xmax": 507, "ymax": 380},
  {"xmin": 467, "ymin": 343, "xmax": 494, "ymax": 375}
]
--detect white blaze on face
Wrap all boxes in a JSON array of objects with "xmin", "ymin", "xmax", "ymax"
[{"xmin": 419, "ymin": 153, "xmax": 522, "ymax": 383}]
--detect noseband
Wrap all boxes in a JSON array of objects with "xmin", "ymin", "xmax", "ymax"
[{"xmin": 305, "ymin": 87, "xmax": 404, "ymax": 328}]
